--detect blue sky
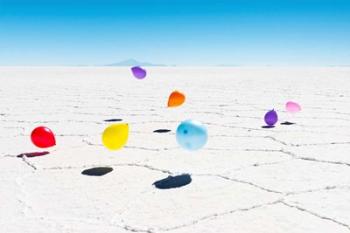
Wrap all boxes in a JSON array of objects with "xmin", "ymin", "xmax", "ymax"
[{"xmin": 0, "ymin": 0, "xmax": 349, "ymax": 66}]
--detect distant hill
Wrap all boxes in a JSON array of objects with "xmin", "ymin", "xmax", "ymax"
[{"xmin": 106, "ymin": 59, "xmax": 166, "ymax": 67}]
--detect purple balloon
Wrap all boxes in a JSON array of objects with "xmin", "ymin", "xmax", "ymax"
[
  {"xmin": 131, "ymin": 66, "xmax": 147, "ymax": 79},
  {"xmin": 264, "ymin": 109, "xmax": 278, "ymax": 126}
]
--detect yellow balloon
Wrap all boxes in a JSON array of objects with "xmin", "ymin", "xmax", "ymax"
[{"xmin": 102, "ymin": 123, "xmax": 129, "ymax": 150}]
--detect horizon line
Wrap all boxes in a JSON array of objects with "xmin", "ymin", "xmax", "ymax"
[{"xmin": 1, "ymin": 64, "xmax": 350, "ymax": 67}]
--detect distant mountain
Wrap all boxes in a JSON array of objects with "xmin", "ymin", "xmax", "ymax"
[{"xmin": 106, "ymin": 59, "xmax": 166, "ymax": 67}]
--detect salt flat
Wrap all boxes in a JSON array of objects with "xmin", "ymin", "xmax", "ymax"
[{"xmin": 1, "ymin": 67, "xmax": 350, "ymax": 233}]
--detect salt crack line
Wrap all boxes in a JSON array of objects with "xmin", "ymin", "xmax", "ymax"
[
  {"xmin": 265, "ymin": 135, "xmax": 350, "ymax": 148},
  {"xmin": 193, "ymin": 173, "xmax": 283, "ymax": 194},
  {"xmin": 113, "ymin": 200, "xmax": 283, "ymax": 233},
  {"xmin": 246, "ymin": 148, "xmax": 350, "ymax": 168},
  {"xmin": 284, "ymin": 185, "xmax": 350, "ymax": 196},
  {"xmin": 297, "ymin": 156, "xmax": 350, "ymax": 167},
  {"xmin": 42, "ymin": 163, "xmax": 283, "ymax": 195},
  {"xmin": 20, "ymin": 155, "xmax": 37, "ymax": 170},
  {"xmin": 281, "ymin": 201, "xmax": 350, "ymax": 231},
  {"xmin": 160, "ymin": 199, "xmax": 283, "ymax": 231},
  {"xmin": 43, "ymin": 162, "xmax": 173, "ymax": 175}
]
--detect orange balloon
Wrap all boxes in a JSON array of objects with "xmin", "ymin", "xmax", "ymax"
[{"xmin": 168, "ymin": 90, "xmax": 186, "ymax": 107}]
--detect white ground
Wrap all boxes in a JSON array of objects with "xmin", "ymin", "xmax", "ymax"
[{"xmin": 0, "ymin": 67, "xmax": 350, "ymax": 233}]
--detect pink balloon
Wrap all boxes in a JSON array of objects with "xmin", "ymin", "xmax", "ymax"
[{"xmin": 286, "ymin": 101, "xmax": 301, "ymax": 113}]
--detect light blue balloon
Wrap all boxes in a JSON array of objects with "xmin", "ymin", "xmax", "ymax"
[{"xmin": 176, "ymin": 120, "xmax": 208, "ymax": 151}]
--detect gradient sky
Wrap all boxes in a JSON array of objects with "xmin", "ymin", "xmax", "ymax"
[{"xmin": 0, "ymin": 0, "xmax": 350, "ymax": 66}]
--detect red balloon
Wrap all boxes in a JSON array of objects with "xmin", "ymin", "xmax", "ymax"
[{"xmin": 30, "ymin": 126, "xmax": 56, "ymax": 148}]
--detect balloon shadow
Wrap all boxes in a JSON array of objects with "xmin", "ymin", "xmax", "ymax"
[
  {"xmin": 17, "ymin": 151, "xmax": 49, "ymax": 158},
  {"xmin": 261, "ymin": 125, "xmax": 275, "ymax": 129},
  {"xmin": 104, "ymin": 118, "xmax": 122, "ymax": 122},
  {"xmin": 281, "ymin": 121, "xmax": 296, "ymax": 125},
  {"xmin": 81, "ymin": 167, "xmax": 113, "ymax": 176},
  {"xmin": 153, "ymin": 129, "xmax": 171, "ymax": 133},
  {"xmin": 153, "ymin": 174, "xmax": 192, "ymax": 189}
]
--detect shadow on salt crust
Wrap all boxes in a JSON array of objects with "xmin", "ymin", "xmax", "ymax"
[
  {"xmin": 261, "ymin": 125, "xmax": 275, "ymax": 129},
  {"xmin": 17, "ymin": 151, "xmax": 50, "ymax": 158},
  {"xmin": 153, "ymin": 129, "xmax": 171, "ymax": 133},
  {"xmin": 81, "ymin": 167, "xmax": 113, "ymax": 176},
  {"xmin": 153, "ymin": 174, "xmax": 192, "ymax": 189},
  {"xmin": 104, "ymin": 118, "xmax": 123, "ymax": 122},
  {"xmin": 281, "ymin": 121, "xmax": 296, "ymax": 125}
]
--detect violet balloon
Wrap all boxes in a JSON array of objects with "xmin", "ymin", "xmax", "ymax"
[
  {"xmin": 286, "ymin": 101, "xmax": 301, "ymax": 113},
  {"xmin": 264, "ymin": 109, "xmax": 278, "ymax": 126},
  {"xmin": 131, "ymin": 66, "xmax": 147, "ymax": 79}
]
